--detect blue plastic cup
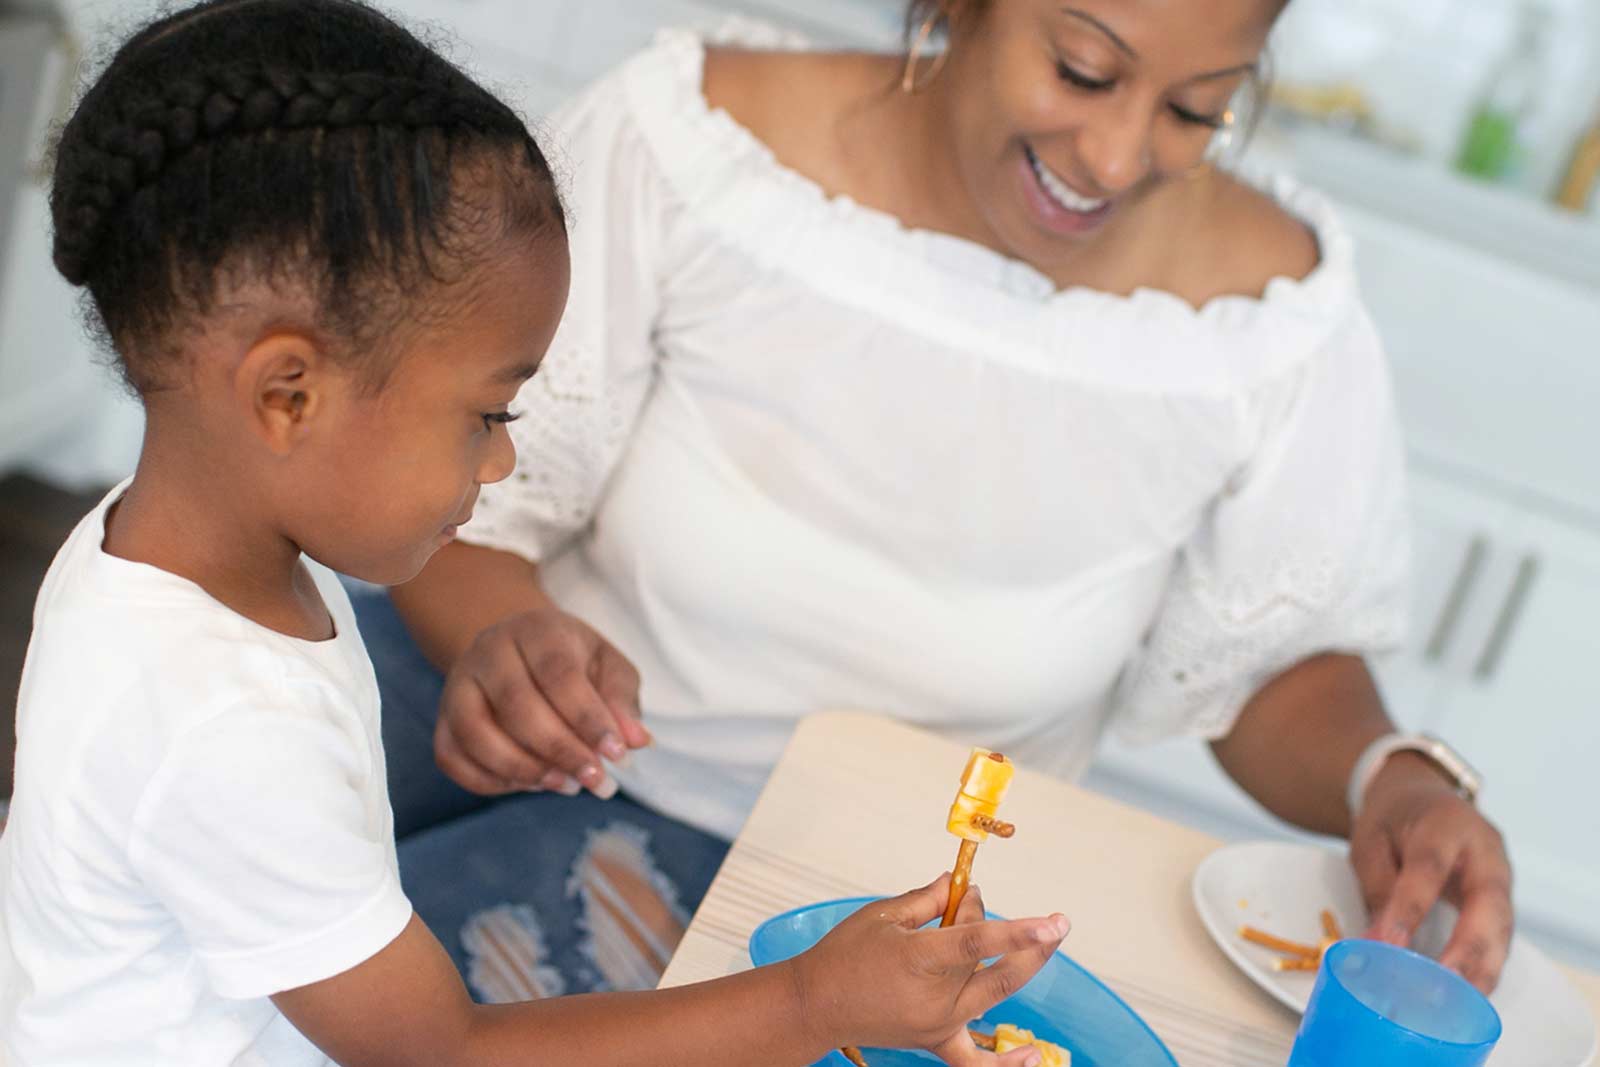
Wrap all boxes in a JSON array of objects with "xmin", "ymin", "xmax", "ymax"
[{"xmin": 1288, "ymin": 940, "xmax": 1502, "ymax": 1067}]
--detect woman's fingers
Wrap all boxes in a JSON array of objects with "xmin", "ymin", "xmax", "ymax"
[{"xmin": 436, "ymin": 673, "xmax": 545, "ymax": 790}]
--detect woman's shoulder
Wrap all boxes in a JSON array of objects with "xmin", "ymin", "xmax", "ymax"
[
  {"xmin": 701, "ymin": 47, "xmax": 898, "ymax": 186},
  {"xmin": 1166, "ymin": 170, "xmax": 1325, "ymax": 309}
]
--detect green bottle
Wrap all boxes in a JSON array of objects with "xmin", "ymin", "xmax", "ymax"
[{"xmin": 1456, "ymin": 6, "xmax": 1549, "ymax": 181}]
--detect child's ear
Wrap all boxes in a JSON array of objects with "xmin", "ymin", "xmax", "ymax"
[{"xmin": 236, "ymin": 331, "xmax": 328, "ymax": 456}]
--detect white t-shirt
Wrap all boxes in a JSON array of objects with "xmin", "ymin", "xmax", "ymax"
[
  {"xmin": 460, "ymin": 26, "xmax": 1410, "ymax": 841},
  {"xmin": 0, "ymin": 483, "xmax": 412, "ymax": 1065}
]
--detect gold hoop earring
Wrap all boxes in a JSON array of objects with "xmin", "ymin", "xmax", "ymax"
[
  {"xmin": 901, "ymin": 12, "xmax": 950, "ymax": 94},
  {"xmin": 1203, "ymin": 108, "xmax": 1237, "ymax": 164}
]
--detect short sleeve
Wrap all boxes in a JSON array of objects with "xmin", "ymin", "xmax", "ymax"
[
  {"xmin": 127, "ymin": 705, "xmax": 411, "ymax": 999},
  {"xmin": 1112, "ymin": 308, "xmax": 1411, "ymax": 743},
  {"xmin": 459, "ymin": 60, "xmax": 675, "ymax": 563}
]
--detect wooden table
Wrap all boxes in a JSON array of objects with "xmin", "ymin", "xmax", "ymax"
[{"xmin": 661, "ymin": 712, "xmax": 1600, "ymax": 1065}]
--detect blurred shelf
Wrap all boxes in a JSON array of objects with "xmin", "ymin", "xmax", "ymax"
[{"xmin": 1256, "ymin": 120, "xmax": 1600, "ymax": 292}]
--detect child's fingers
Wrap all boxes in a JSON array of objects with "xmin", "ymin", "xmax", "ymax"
[
  {"xmin": 929, "ymin": 1030, "xmax": 1042, "ymax": 1067},
  {"xmin": 878, "ymin": 872, "xmax": 954, "ymax": 928},
  {"xmin": 952, "ymin": 881, "xmax": 987, "ymax": 924},
  {"xmin": 922, "ymin": 914, "xmax": 1068, "ymax": 971},
  {"xmin": 954, "ymin": 928, "xmax": 1066, "ymax": 1021}
]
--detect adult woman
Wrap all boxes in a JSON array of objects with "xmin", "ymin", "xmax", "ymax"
[{"xmin": 355, "ymin": 0, "xmax": 1514, "ymax": 1000}]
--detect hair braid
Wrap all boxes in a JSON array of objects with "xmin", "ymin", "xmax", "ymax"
[{"xmin": 52, "ymin": 66, "xmax": 528, "ymax": 286}]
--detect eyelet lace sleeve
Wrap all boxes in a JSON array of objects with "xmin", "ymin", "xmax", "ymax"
[
  {"xmin": 1112, "ymin": 308, "xmax": 1412, "ymax": 743},
  {"xmin": 459, "ymin": 60, "xmax": 676, "ymax": 564}
]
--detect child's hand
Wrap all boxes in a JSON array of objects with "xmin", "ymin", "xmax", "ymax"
[
  {"xmin": 790, "ymin": 875, "xmax": 1070, "ymax": 1066},
  {"xmin": 434, "ymin": 607, "xmax": 650, "ymax": 798}
]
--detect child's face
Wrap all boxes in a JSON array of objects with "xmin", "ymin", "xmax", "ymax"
[{"xmin": 294, "ymin": 234, "xmax": 571, "ymax": 585}]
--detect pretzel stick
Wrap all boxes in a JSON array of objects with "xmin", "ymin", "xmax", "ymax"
[
  {"xmin": 942, "ymin": 839, "xmax": 982, "ymax": 927},
  {"xmin": 1273, "ymin": 955, "xmax": 1322, "ymax": 973},
  {"xmin": 971, "ymin": 813, "xmax": 1015, "ymax": 838},
  {"xmin": 1239, "ymin": 926, "xmax": 1321, "ymax": 957},
  {"xmin": 969, "ymin": 1028, "xmax": 999, "ymax": 1051},
  {"xmin": 1320, "ymin": 909, "xmax": 1343, "ymax": 941},
  {"xmin": 841, "ymin": 751, "xmax": 1015, "ymax": 1067}
]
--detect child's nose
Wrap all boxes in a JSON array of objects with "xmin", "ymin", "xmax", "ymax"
[{"xmin": 480, "ymin": 424, "xmax": 517, "ymax": 485}]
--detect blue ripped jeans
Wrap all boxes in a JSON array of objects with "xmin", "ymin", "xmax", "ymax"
[{"xmin": 347, "ymin": 584, "xmax": 730, "ymax": 1000}]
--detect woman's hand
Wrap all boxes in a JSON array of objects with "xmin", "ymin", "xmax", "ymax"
[
  {"xmin": 1349, "ymin": 753, "xmax": 1514, "ymax": 993},
  {"xmin": 433, "ymin": 607, "xmax": 651, "ymax": 797},
  {"xmin": 791, "ymin": 875, "xmax": 1069, "ymax": 1065}
]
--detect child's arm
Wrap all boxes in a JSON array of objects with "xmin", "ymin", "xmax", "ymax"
[{"xmin": 274, "ymin": 875, "xmax": 1066, "ymax": 1067}]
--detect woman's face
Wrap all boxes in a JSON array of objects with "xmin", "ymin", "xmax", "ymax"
[{"xmin": 933, "ymin": 0, "xmax": 1278, "ymax": 264}]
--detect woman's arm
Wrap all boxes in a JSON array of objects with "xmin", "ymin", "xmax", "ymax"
[
  {"xmin": 390, "ymin": 541, "xmax": 554, "ymax": 671},
  {"xmin": 1208, "ymin": 652, "xmax": 1390, "ymax": 838},
  {"xmin": 1211, "ymin": 653, "xmax": 1513, "ymax": 992}
]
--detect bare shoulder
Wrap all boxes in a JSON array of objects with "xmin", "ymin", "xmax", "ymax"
[
  {"xmin": 1173, "ymin": 172, "xmax": 1322, "ymax": 305},
  {"xmin": 701, "ymin": 47, "xmax": 896, "ymax": 188}
]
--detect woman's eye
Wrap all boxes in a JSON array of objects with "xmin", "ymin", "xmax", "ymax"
[
  {"xmin": 1056, "ymin": 60, "xmax": 1114, "ymax": 92},
  {"xmin": 1171, "ymin": 104, "xmax": 1226, "ymax": 129},
  {"xmin": 480, "ymin": 410, "xmax": 523, "ymax": 432}
]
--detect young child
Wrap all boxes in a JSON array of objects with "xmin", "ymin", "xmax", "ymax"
[{"xmin": 0, "ymin": 1, "xmax": 1068, "ymax": 1064}]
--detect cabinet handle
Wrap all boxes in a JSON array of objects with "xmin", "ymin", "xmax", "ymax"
[
  {"xmin": 1473, "ymin": 554, "xmax": 1540, "ymax": 681},
  {"xmin": 1425, "ymin": 535, "xmax": 1489, "ymax": 663}
]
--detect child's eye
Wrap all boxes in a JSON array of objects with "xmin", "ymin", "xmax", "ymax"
[
  {"xmin": 481, "ymin": 410, "xmax": 522, "ymax": 432},
  {"xmin": 1056, "ymin": 60, "xmax": 1114, "ymax": 92}
]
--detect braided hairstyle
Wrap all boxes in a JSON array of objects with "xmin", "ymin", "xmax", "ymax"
[{"xmin": 50, "ymin": 0, "xmax": 564, "ymax": 393}]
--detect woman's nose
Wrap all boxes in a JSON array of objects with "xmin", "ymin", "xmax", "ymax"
[{"xmin": 1073, "ymin": 109, "xmax": 1156, "ymax": 195}]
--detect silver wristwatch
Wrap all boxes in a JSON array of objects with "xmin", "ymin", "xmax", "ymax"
[{"xmin": 1347, "ymin": 733, "xmax": 1483, "ymax": 820}]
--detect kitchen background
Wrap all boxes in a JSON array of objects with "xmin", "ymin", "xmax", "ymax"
[{"xmin": 2, "ymin": 0, "xmax": 1598, "ymax": 971}]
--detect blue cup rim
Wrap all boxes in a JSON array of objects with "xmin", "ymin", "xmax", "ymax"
[
  {"xmin": 749, "ymin": 895, "xmax": 1178, "ymax": 1066},
  {"xmin": 1319, "ymin": 939, "xmax": 1503, "ymax": 1048}
]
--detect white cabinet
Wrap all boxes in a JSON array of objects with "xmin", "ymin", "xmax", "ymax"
[{"xmin": 1441, "ymin": 509, "xmax": 1600, "ymax": 952}]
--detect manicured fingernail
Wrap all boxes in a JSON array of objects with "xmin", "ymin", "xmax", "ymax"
[
  {"xmin": 598, "ymin": 733, "xmax": 626, "ymax": 761},
  {"xmin": 1024, "ymin": 1052, "xmax": 1042, "ymax": 1067},
  {"xmin": 590, "ymin": 772, "xmax": 618, "ymax": 800},
  {"xmin": 541, "ymin": 771, "xmax": 568, "ymax": 792},
  {"xmin": 555, "ymin": 776, "xmax": 581, "ymax": 797}
]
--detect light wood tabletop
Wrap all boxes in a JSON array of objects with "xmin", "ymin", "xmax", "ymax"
[{"xmin": 660, "ymin": 711, "xmax": 1600, "ymax": 1065}]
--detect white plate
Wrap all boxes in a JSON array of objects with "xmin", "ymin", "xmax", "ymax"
[{"xmin": 1193, "ymin": 841, "xmax": 1597, "ymax": 1067}]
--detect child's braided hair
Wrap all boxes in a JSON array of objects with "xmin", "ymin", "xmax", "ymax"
[{"xmin": 51, "ymin": 0, "xmax": 565, "ymax": 393}]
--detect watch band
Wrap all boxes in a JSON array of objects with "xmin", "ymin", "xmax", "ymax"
[{"xmin": 1347, "ymin": 733, "xmax": 1483, "ymax": 820}]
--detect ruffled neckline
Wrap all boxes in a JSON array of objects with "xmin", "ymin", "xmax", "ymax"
[{"xmin": 613, "ymin": 20, "xmax": 1365, "ymax": 391}]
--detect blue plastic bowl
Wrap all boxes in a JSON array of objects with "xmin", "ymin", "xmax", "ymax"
[{"xmin": 748, "ymin": 897, "xmax": 1178, "ymax": 1067}]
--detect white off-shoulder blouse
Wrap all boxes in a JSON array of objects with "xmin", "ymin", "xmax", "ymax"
[{"xmin": 461, "ymin": 26, "xmax": 1410, "ymax": 840}]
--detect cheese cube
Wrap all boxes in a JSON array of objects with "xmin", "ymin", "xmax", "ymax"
[
  {"xmin": 993, "ymin": 1023, "xmax": 1071, "ymax": 1066},
  {"xmin": 946, "ymin": 748, "xmax": 1014, "ymax": 842}
]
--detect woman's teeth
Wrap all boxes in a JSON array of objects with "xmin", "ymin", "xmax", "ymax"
[{"xmin": 1027, "ymin": 148, "xmax": 1108, "ymax": 214}]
